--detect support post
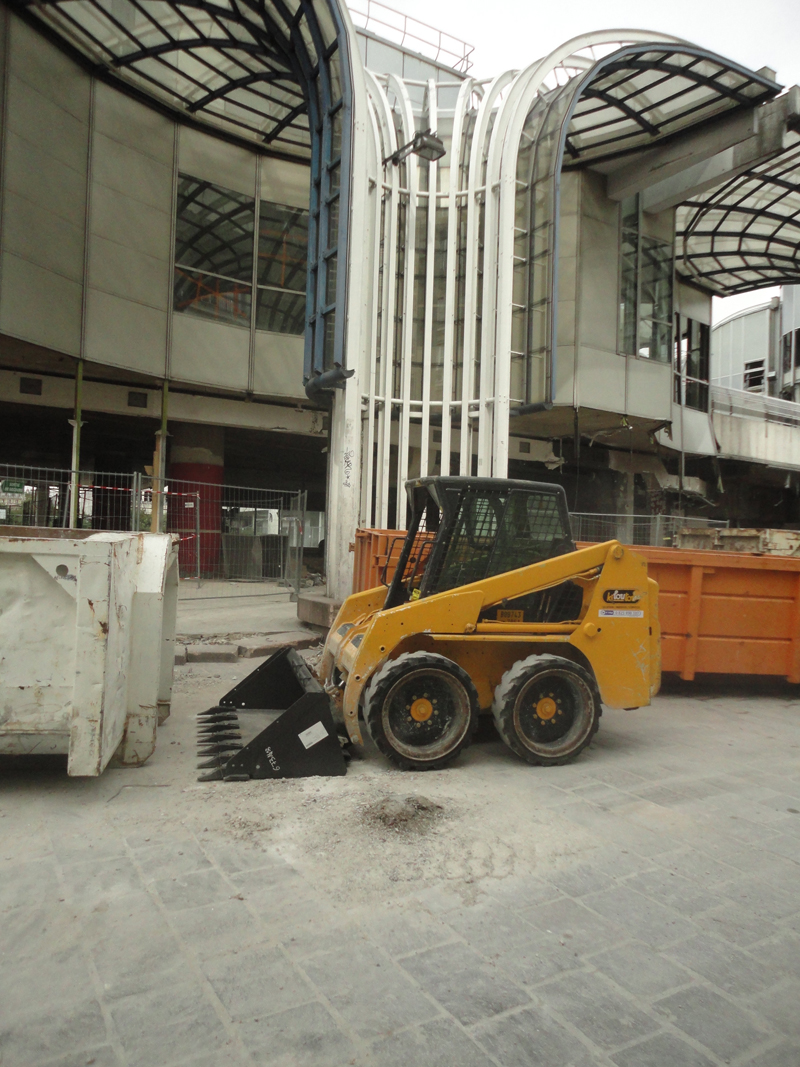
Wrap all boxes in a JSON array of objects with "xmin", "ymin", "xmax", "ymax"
[
  {"xmin": 152, "ymin": 380, "xmax": 169, "ymax": 533},
  {"xmin": 67, "ymin": 360, "xmax": 84, "ymax": 529}
]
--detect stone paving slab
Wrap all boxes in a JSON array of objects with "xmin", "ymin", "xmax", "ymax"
[{"xmin": 2, "ymin": 677, "xmax": 800, "ymax": 1067}]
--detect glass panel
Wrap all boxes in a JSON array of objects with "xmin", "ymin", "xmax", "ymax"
[
  {"xmin": 783, "ymin": 333, "xmax": 793, "ymax": 373},
  {"xmin": 175, "ymin": 175, "xmax": 254, "ymax": 282},
  {"xmin": 638, "ymin": 236, "xmax": 673, "ymax": 362},
  {"xmin": 795, "ymin": 329, "xmax": 800, "ymax": 369},
  {"xmin": 329, "ymin": 161, "xmax": 341, "ymax": 195},
  {"xmin": 174, "ymin": 268, "xmax": 251, "ymax": 326},
  {"xmin": 257, "ymin": 202, "xmax": 308, "ymax": 290},
  {"xmin": 323, "ymin": 309, "xmax": 336, "ymax": 367},
  {"xmin": 330, "ymin": 105, "xmax": 343, "ymax": 158},
  {"xmin": 255, "ymin": 288, "xmax": 306, "ymax": 334},
  {"xmin": 325, "ymin": 253, "xmax": 337, "ymax": 306},
  {"xmin": 327, "ymin": 49, "xmax": 342, "ymax": 106},
  {"xmin": 618, "ymin": 196, "xmax": 638, "ymax": 356},
  {"xmin": 327, "ymin": 195, "xmax": 340, "ymax": 250}
]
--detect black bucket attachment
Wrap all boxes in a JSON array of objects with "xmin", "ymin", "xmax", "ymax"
[{"xmin": 196, "ymin": 647, "xmax": 347, "ymax": 782}]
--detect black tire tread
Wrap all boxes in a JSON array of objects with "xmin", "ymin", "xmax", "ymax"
[
  {"xmin": 364, "ymin": 650, "xmax": 479, "ymax": 771},
  {"xmin": 492, "ymin": 653, "xmax": 601, "ymax": 766}
]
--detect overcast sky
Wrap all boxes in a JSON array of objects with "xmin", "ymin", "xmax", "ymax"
[{"xmin": 384, "ymin": 0, "xmax": 800, "ymax": 323}]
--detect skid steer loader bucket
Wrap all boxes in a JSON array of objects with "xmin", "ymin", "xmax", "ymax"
[{"xmin": 196, "ymin": 647, "xmax": 347, "ymax": 782}]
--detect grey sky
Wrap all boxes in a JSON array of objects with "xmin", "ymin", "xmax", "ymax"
[{"xmin": 379, "ymin": 0, "xmax": 800, "ymax": 321}]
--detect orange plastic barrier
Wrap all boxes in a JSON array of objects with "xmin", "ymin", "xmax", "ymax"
[{"xmin": 353, "ymin": 529, "xmax": 800, "ymax": 682}]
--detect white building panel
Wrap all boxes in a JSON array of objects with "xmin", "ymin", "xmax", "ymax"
[
  {"xmin": 178, "ymin": 126, "xmax": 257, "ymax": 199},
  {"xmin": 253, "ymin": 331, "xmax": 305, "ymax": 399},
  {"xmin": 170, "ymin": 313, "xmax": 250, "ymax": 390},
  {"xmin": 84, "ymin": 288, "xmax": 168, "ymax": 376},
  {"xmin": 0, "ymin": 252, "xmax": 82, "ymax": 354}
]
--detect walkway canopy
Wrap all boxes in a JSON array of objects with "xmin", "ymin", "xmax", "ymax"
[{"xmin": 677, "ymin": 141, "xmax": 800, "ymax": 294}]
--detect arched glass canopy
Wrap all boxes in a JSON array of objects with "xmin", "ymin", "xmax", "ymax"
[
  {"xmin": 513, "ymin": 43, "xmax": 782, "ymax": 406},
  {"xmin": 678, "ymin": 141, "xmax": 800, "ymax": 294},
  {"xmin": 10, "ymin": 0, "xmax": 355, "ymax": 382}
]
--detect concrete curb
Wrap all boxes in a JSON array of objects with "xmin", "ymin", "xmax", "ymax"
[{"xmin": 176, "ymin": 630, "xmax": 322, "ymax": 665}]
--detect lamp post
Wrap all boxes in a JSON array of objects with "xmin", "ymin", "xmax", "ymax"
[{"xmin": 383, "ymin": 128, "xmax": 446, "ymax": 167}]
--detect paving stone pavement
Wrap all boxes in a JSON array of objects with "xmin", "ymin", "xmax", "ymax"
[{"xmin": 1, "ymin": 673, "xmax": 800, "ymax": 1067}]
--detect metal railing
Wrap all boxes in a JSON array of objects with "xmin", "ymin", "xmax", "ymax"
[
  {"xmin": 710, "ymin": 384, "xmax": 800, "ymax": 428},
  {"xmin": 349, "ymin": 0, "xmax": 475, "ymax": 72},
  {"xmin": 0, "ymin": 464, "xmax": 310, "ymax": 594},
  {"xmin": 570, "ymin": 512, "xmax": 727, "ymax": 547}
]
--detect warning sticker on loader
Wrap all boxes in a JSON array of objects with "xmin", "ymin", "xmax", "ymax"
[
  {"xmin": 598, "ymin": 608, "xmax": 644, "ymax": 618},
  {"xmin": 298, "ymin": 721, "xmax": 329, "ymax": 749}
]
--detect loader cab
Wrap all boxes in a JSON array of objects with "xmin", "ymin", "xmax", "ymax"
[{"xmin": 384, "ymin": 477, "xmax": 576, "ymax": 612}]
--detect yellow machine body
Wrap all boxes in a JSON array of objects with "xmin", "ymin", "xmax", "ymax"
[{"xmin": 319, "ymin": 540, "xmax": 661, "ymax": 746}]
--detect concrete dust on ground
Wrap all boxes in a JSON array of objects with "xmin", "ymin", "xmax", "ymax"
[
  {"xmin": 130, "ymin": 661, "xmax": 598, "ymax": 908},
  {"xmin": 4, "ymin": 654, "xmax": 800, "ymax": 1067}
]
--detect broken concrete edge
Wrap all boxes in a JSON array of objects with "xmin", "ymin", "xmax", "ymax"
[
  {"xmin": 177, "ymin": 631, "xmax": 322, "ymax": 665},
  {"xmin": 297, "ymin": 591, "xmax": 342, "ymax": 629}
]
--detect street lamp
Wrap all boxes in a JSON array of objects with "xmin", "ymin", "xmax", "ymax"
[{"xmin": 383, "ymin": 128, "xmax": 446, "ymax": 167}]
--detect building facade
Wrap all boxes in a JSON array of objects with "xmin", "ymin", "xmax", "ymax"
[{"xmin": 1, "ymin": 0, "xmax": 800, "ymax": 599}]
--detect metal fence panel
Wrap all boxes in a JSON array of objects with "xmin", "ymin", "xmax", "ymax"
[
  {"xmin": 0, "ymin": 464, "xmax": 308, "ymax": 594},
  {"xmin": 570, "ymin": 512, "xmax": 728, "ymax": 547}
]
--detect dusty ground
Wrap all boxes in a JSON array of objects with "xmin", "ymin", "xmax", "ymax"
[{"xmin": 2, "ymin": 661, "xmax": 800, "ymax": 1067}]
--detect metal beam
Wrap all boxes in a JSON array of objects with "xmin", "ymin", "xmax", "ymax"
[{"xmin": 604, "ymin": 87, "xmax": 800, "ymax": 209}]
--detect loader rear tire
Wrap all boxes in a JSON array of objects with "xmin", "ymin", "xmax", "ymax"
[
  {"xmin": 364, "ymin": 651, "xmax": 479, "ymax": 771},
  {"xmin": 492, "ymin": 654, "xmax": 601, "ymax": 766}
]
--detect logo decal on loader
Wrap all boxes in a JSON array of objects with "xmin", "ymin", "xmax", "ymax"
[{"xmin": 603, "ymin": 588, "xmax": 642, "ymax": 604}]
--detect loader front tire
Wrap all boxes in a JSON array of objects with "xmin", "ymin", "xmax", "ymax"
[
  {"xmin": 364, "ymin": 651, "xmax": 479, "ymax": 771},
  {"xmin": 493, "ymin": 654, "xmax": 601, "ymax": 766}
]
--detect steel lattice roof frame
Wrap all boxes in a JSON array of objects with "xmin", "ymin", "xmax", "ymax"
[
  {"xmin": 677, "ymin": 143, "xmax": 800, "ymax": 294},
  {"xmin": 10, "ymin": 0, "xmax": 322, "ymax": 155}
]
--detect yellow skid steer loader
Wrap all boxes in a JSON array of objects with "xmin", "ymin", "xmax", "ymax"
[{"xmin": 196, "ymin": 477, "xmax": 660, "ymax": 779}]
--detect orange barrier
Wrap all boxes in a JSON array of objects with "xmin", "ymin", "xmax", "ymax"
[
  {"xmin": 624, "ymin": 545, "xmax": 800, "ymax": 683},
  {"xmin": 353, "ymin": 527, "xmax": 435, "ymax": 594},
  {"xmin": 353, "ymin": 528, "xmax": 800, "ymax": 682}
]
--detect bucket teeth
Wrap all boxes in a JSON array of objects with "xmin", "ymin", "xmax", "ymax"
[
  {"xmin": 197, "ymin": 768, "xmax": 224, "ymax": 782},
  {"xmin": 197, "ymin": 755, "xmax": 229, "ymax": 769},
  {"xmin": 197, "ymin": 744, "xmax": 242, "ymax": 757},
  {"xmin": 196, "ymin": 704, "xmax": 245, "ymax": 771}
]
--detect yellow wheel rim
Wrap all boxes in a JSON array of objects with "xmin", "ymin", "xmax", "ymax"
[
  {"xmin": 536, "ymin": 696, "xmax": 557, "ymax": 721},
  {"xmin": 410, "ymin": 698, "xmax": 434, "ymax": 722}
]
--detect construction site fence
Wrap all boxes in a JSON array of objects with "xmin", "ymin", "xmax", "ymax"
[
  {"xmin": 0, "ymin": 464, "xmax": 316, "ymax": 591},
  {"xmin": 569, "ymin": 513, "xmax": 728, "ymax": 547}
]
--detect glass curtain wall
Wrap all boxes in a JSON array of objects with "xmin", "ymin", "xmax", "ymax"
[
  {"xmin": 617, "ymin": 195, "xmax": 673, "ymax": 362},
  {"xmin": 257, "ymin": 204, "xmax": 309, "ymax": 333},
  {"xmin": 674, "ymin": 315, "xmax": 710, "ymax": 411},
  {"xmin": 174, "ymin": 177, "xmax": 255, "ymax": 327},
  {"xmin": 174, "ymin": 173, "xmax": 308, "ymax": 336}
]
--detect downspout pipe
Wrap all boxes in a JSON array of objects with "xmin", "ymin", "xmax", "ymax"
[{"xmin": 304, "ymin": 364, "xmax": 355, "ymax": 403}]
